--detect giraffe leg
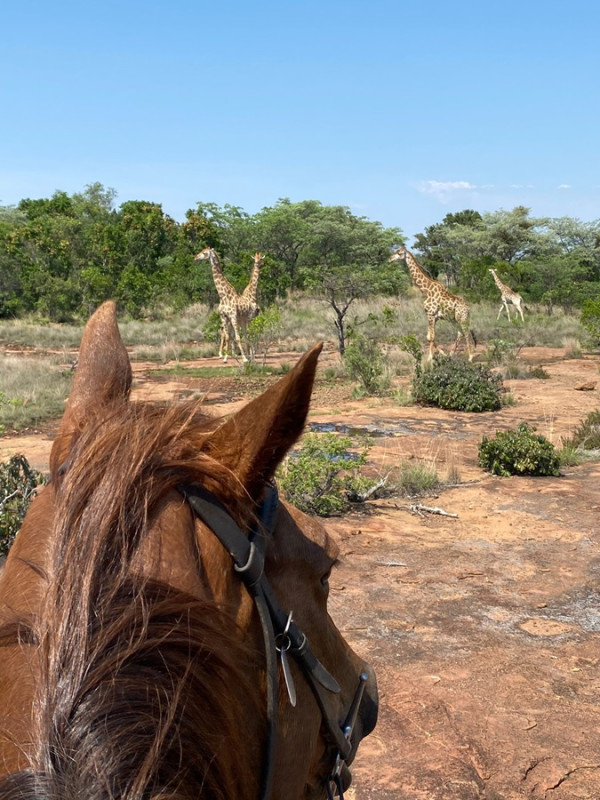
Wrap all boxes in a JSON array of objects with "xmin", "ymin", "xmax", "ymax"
[
  {"xmin": 222, "ymin": 325, "xmax": 231, "ymax": 363},
  {"xmin": 426, "ymin": 317, "xmax": 436, "ymax": 361},
  {"xmin": 466, "ymin": 329, "xmax": 475, "ymax": 361},
  {"xmin": 219, "ymin": 313, "xmax": 230, "ymax": 362},
  {"xmin": 452, "ymin": 329, "xmax": 464, "ymax": 356},
  {"xmin": 517, "ymin": 303, "xmax": 524, "ymax": 323},
  {"xmin": 230, "ymin": 314, "xmax": 248, "ymax": 363}
]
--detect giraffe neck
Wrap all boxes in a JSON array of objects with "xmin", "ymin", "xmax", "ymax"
[
  {"xmin": 242, "ymin": 255, "xmax": 262, "ymax": 302},
  {"xmin": 491, "ymin": 270, "xmax": 509, "ymax": 293},
  {"xmin": 492, "ymin": 271, "xmax": 513, "ymax": 294},
  {"xmin": 208, "ymin": 250, "xmax": 236, "ymax": 300},
  {"xmin": 405, "ymin": 251, "xmax": 436, "ymax": 294}
]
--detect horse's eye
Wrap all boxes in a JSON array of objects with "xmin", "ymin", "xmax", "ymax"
[{"xmin": 320, "ymin": 559, "xmax": 339, "ymax": 588}]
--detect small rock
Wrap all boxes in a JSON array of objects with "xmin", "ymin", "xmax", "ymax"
[{"xmin": 574, "ymin": 381, "xmax": 596, "ymax": 391}]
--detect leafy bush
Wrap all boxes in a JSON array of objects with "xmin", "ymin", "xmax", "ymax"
[
  {"xmin": 412, "ymin": 355, "xmax": 503, "ymax": 412},
  {"xmin": 202, "ymin": 310, "xmax": 222, "ymax": 344},
  {"xmin": 343, "ymin": 333, "xmax": 387, "ymax": 396},
  {"xmin": 581, "ymin": 297, "xmax": 600, "ymax": 344},
  {"xmin": 277, "ymin": 433, "xmax": 377, "ymax": 516},
  {"xmin": 478, "ymin": 423, "xmax": 561, "ymax": 477},
  {"xmin": 0, "ymin": 455, "xmax": 46, "ymax": 556},
  {"xmin": 247, "ymin": 306, "xmax": 283, "ymax": 365}
]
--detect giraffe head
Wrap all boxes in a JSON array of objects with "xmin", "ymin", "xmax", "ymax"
[
  {"xmin": 389, "ymin": 246, "xmax": 407, "ymax": 263},
  {"xmin": 489, "ymin": 268, "xmax": 496, "ymax": 276},
  {"xmin": 254, "ymin": 252, "xmax": 264, "ymax": 262},
  {"xmin": 194, "ymin": 247, "xmax": 214, "ymax": 262}
]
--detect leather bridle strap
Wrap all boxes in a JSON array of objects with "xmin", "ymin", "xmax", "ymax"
[
  {"xmin": 177, "ymin": 482, "xmax": 351, "ymax": 800},
  {"xmin": 179, "ymin": 482, "xmax": 279, "ymax": 800}
]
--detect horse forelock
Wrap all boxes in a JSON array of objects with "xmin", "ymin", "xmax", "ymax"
[{"xmin": 25, "ymin": 400, "xmax": 262, "ymax": 800}]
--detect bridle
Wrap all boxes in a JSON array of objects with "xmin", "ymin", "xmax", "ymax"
[{"xmin": 178, "ymin": 482, "xmax": 368, "ymax": 800}]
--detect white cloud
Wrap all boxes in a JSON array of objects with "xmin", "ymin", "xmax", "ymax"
[
  {"xmin": 558, "ymin": 184, "xmax": 572, "ymax": 189},
  {"xmin": 417, "ymin": 180, "xmax": 476, "ymax": 202}
]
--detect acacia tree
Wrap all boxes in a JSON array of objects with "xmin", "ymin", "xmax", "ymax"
[{"xmin": 299, "ymin": 205, "xmax": 404, "ymax": 354}]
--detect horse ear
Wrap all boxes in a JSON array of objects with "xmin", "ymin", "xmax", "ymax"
[
  {"xmin": 50, "ymin": 302, "xmax": 132, "ymax": 475},
  {"xmin": 206, "ymin": 343, "xmax": 323, "ymax": 499}
]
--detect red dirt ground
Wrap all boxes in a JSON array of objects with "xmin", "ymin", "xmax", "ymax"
[{"xmin": 1, "ymin": 344, "xmax": 599, "ymax": 799}]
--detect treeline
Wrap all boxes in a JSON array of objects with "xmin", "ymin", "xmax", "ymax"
[
  {"xmin": 415, "ymin": 207, "xmax": 600, "ymax": 314},
  {"xmin": 0, "ymin": 184, "xmax": 599, "ymax": 322},
  {"xmin": 0, "ymin": 184, "xmax": 403, "ymax": 321}
]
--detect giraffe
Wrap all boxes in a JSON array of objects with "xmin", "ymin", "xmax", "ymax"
[
  {"xmin": 240, "ymin": 251, "xmax": 263, "ymax": 316},
  {"xmin": 489, "ymin": 268, "xmax": 525, "ymax": 322},
  {"xmin": 389, "ymin": 246, "xmax": 475, "ymax": 361},
  {"xmin": 194, "ymin": 247, "xmax": 252, "ymax": 363}
]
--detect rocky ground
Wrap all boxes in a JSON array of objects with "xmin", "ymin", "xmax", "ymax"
[{"xmin": 1, "ymin": 344, "xmax": 599, "ymax": 799}]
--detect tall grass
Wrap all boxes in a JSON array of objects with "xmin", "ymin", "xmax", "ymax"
[
  {"xmin": 0, "ymin": 356, "xmax": 72, "ymax": 431},
  {"xmin": 0, "ymin": 297, "xmax": 586, "ymax": 356}
]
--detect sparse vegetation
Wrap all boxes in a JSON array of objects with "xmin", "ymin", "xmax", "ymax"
[
  {"xmin": 343, "ymin": 333, "xmax": 388, "ymax": 396},
  {"xmin": 561, "ymin": 410, "xmax": 600, "ymax": 460},
  {"xmin": 394, "ymin": 459, "xmax": 441, "ymax": 496}
]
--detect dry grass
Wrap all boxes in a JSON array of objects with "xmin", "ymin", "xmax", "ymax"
[{"xmin": 0, "ymin": 355, "xmax": 72, "ymax": 431}]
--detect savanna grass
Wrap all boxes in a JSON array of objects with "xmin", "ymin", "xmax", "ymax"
[{"xmin": 0, "ymin": 355, "xmax": 72, "ymax": 431}]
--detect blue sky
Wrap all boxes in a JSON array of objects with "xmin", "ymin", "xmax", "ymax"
[{"xmin": 2, "ymin": 0, "xmax": 599, "ymax": 243}]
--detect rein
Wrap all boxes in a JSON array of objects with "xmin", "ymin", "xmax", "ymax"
[{"xmin": 178, "ymin": 483, "xmax": 367, "ymax": 800}]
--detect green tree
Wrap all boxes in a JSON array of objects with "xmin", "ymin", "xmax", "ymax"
[{"xmin": 298, "ymin": 204, "xmax": 404, "ymax": 354}]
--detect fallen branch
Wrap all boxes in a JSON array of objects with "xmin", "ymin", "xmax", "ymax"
[
  {"xmin": 409, "ymin": 503, "xmax": 458, "ymax": 519},
  {"xmin": 350, "ymin": 476, "xmax": 388, "ymax": 503}
]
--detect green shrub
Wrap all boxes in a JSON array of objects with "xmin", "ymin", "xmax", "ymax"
[
  {"xmin": 527, "ymin": 366, "xmax": 551, "ymax": 379},
  {"xmin": 0, "ymin": 455, "xmax": 46, "ymax": 556},
  {"xmin": 343, "ymin": 333, "xmax": 387, "ymax": 396},
  {"xmin": 202, "ymin": 310, "xmax": 222, "ymax": 343},
  {"xmin": 247, "ymin": 306, "xmax": 283, "ymax": 365},
  {"xmin": 398, "ymin": 334, "xmax": 423, "ymax": 377},
  {"xmin": 277, "ymin": 433, "xmax": 377, "ymax": 516},
  {"xmin": 412, "ymin": 355, "xmax": 503, "ymax": 412},
  {"xmin": 478, "ymin": 423, "xmax": 561, "ymax": 477},
  {"xmin": 581, "ymin": 297, "xmax": 600, "ymax": 344}
]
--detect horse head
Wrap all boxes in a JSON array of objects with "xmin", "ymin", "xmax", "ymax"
[{"xmin": 0, "ymin": 302, "xmax": 377, "ymax": 800}]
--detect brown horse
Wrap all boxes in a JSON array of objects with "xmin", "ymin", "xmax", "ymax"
[{"xmin": 0, "ymin": 302, "xmax": 377, "ymax": 800}]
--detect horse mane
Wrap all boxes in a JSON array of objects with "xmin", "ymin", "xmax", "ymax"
[{"xmin": 2, "ymin": 400, "xmax": 263, "ymax": 800}]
